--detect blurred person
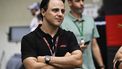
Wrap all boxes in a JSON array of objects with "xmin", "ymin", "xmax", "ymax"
[
  {"xmin": 113, "ymin": 46, "xmax": 122, "ymax": 69},
  {"xmin": 21, "ymin": 0, "xmax": 82, "ymax": 69},
  {"xmin": 6, "ymin": 53, "xmax": 22, "ymax": 69},
  {"xmin": 94, "ymin": 6, "xmax": 107, "ymax": 69},
  {"xmin": 28, "ymin": 2, "xmax": 42, "ymax": 31},
  {"xmin": 61, "ymin": 0, "xmax": 104, "ymax": 69}
]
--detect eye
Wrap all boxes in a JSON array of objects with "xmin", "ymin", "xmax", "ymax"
[
  {"xmin": 75, "ymin": 0, "xmax": 80, "ymax": 2},
  {"xmin": 52, "ymin": 8, "xmax": 59, "ymax": 12},
  {"xmin": 74, "ymin": 0, "xmax": 83, "ymax": 2},
  {"xmin": 61, "ymin": 9, "xmax": 65, "ymax": 14}
]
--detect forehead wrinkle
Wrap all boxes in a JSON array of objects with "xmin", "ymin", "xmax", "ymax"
[{"xmin": 48, "ymin": 0, "xmax": 64, "ymax": 9}]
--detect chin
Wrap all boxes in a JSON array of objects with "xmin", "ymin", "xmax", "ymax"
[
  {"xmin": 54, "ymin": 23, "xmax": 61, "ymax": 27},
  {"xmin": 56, "ymin": 21, "xmax": 62, "ymax": 25},
  {"xmin": 55, "ymin": 24, "xmax": 61, "ymax": 27}
]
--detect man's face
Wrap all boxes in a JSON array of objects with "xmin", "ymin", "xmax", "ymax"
[
  {"xmin": 43, "ymin": 0, "xmax": 65, "ymax": 27},
  {"xmin": 69, "ymin": 0, "xmax": 84, "ymax": 14}
]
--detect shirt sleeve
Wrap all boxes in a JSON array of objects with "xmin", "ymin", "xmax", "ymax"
[
  {"xmin": 21, "ymin": 35, "xmax": 37, "ymax": 61},
  {"xmin": 93, "ymin": 22, "xmax": 100, "ymax": 38},
  {"xmin": 67, "ymin": 32, "xmax": 81, "ymax": 53}
]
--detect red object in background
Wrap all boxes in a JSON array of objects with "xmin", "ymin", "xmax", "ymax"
[{"xmin": 106, "ymin": 15, "xmax": 122, "ymax": 46}]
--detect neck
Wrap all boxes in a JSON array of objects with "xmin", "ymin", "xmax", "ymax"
[
  {"xmin": 70, "ymin": 10, "xmax": 82, "ymax": 20},
  {"xmin": 41, "ymin": 21, "xmax": 58, "ymax": 37}
]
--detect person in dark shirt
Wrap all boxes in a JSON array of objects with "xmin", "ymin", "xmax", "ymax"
[{"xmin": 21, "ymin": 0, "xmax": 82, "ymax": 69}]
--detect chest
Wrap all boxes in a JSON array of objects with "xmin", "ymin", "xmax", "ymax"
[
  {"xmin": 34, "ymin": 36, "xmax": 70, "ymax": 56},
  {"xmin": 65, "ymin": 20, "xmax": 94, "ymax": 41}
]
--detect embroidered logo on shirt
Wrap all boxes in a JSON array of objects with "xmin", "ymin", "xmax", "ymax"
[{"xmin": 60, "ymin": 45, "xmax": 67, "ymax": 48}]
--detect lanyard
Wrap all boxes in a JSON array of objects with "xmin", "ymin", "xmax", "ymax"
[
  {"xmin": 74, "ymin": 21, "xmax": 84, "ymax": 37},
  {"xmin": 43, "ymin": 37, "xmax": 59, "ymax": 56},
  {"xmin": 74, "ymin": 21, "xmax": 85, "ymax": 44}
]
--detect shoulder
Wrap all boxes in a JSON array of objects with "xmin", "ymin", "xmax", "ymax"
[
  {"xmin": 82, "ymin": 15, "xmax": 95, "ymax": 25},
  {"xmin": 63, "ymin": 12, "xmax": 72, "ymax": 22},
  {"xmin": 61, "ymin": 13, "xmax": 74, "ymax": 28},
  {"xmin": 60, "ymin": 28, "xmax": 75, "ymax": 37},
  {"xmin": 82, "ymin": 15, "xmax": 94, "ymax": 21},
  {"xmin": 22, "ymin": 31, "xmax": 36, "ymax": 41}
]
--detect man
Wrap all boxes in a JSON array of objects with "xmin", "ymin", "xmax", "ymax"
[
  {"xmin": 21, "ymin": 0, "xmax": 82, "ymax": 69},
  {"xmin": 28, "ymin": 2, "xmax": 42, "ymax": 31},
  {"xmin": 113, "ymin": 46, "xmax": 122, "ymax": 69},
  {"xmin": 61, "ymin": 0, "xmax": 104, "ymax": 69}
]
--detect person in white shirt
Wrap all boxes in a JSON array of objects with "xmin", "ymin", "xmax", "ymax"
[{"xmin": 28, "ymin": 2, "xmax": 42, "ymax": 31}]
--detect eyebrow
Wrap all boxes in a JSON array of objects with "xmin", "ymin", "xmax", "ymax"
[
  {"xmin": 52, "ymin": 8, "xmax": 65, "ymax": 13},
  {"xmin": 78, "ymin": 0, "xmax": 84, "ymax": 1}
]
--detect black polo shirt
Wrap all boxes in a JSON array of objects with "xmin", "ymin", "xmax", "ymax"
[{"xmin": 21, "ymin": 25, "xmax": 80, "ymax": 61}]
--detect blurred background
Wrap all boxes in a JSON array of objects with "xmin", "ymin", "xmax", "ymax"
[{"xmin": 0, "ymin": 0, "xmax": 122, "ymax": 69}]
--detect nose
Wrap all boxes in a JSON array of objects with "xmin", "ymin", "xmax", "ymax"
[
  {"xmin": 80, "ymin": 1, "xmax": 84, "ymax": 5},
  {"xmin": 58, "ymin": 10, "xmax": 64, "ymax": 17},
  {"xmin": 58, "ymin": 11, "xmax": 62, "ymax": 15}
]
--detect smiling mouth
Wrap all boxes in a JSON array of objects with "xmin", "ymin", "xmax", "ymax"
[{"xmin": 56, "ymin": 18, "xmax": 63, "ymax": 22}]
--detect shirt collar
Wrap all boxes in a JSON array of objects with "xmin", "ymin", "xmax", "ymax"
[
  {"xmin": 68, "ymin": 11, "xmax": 84, "ymax": 22},
  {"xmin": 35, "ymin": 24, "xmax": 62, "ymax": 38}
]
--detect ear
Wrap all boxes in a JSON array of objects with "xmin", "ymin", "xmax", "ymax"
[{"xmin": 41, "ymin": 8, "xmax": 46, "ymax": 17}]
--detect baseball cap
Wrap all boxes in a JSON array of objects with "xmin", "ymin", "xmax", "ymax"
[{"xmin": 28, "ymin": 2, "xmax": 40, "ymax": 10}]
